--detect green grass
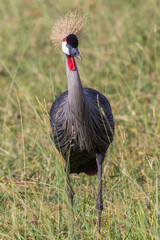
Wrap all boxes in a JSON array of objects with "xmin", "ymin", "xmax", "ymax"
[{"xmin": 0, "ymin": 0, "xmax": 160, "ymax": 239}]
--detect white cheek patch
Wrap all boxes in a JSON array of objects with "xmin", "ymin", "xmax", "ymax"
[{"xmin": 62, "ymin": 42, "xmax": 70, "ymax": 55}]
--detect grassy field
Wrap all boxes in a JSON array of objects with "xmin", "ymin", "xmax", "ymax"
[{"xmin": 0, "ymin": 0, "xmax": 160, "ymax": 239}]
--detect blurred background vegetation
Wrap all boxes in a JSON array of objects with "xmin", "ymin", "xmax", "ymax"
[{"xmin": 0, "ymin": 0, "xmax": 159, "ymax": 239}]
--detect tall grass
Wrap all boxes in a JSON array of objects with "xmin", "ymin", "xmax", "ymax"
[{"xmin": 0, "ymin": 0, "xmax": 159, "ymax": 239}]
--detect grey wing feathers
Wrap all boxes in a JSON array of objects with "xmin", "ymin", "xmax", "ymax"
[
  {"xmin": 50, "ymin": 88, "xmax": 114, "ymax": 157},
  {"xmin": 84, "ymin": 88, "xmax": 115, "ymax": 136}
]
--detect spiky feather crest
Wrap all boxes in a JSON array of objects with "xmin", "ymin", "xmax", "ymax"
[{"xmin": 50, "ymin": 10, "xmax": 87, "ymax": 48}]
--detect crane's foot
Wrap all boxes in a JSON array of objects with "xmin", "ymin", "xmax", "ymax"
[{"xmin": 96, "ymin": 200, "xmax": 103, "ymax": 234}]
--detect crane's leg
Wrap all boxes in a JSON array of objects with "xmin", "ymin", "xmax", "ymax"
[
  {"xmin": 96, "ymin": 153, "xmax": 105, "ymax": 234},
  {"xmin": 65, "ymin": 163, "xmax": 75, "ymax": 207},
  {"xmin": 64, "ymin": 165, "xmax": 75, "ymax": 236},
  {"xmin": 65, "ymin": 162, "xmax": 75, "ymax": 231}
]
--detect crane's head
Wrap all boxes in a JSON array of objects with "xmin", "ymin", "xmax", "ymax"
[
  {"xmin": 62, "ymin": 34, "xmax": 81, "ymax": 59},
  {"xmin": 50, "ymin": 10, "xmax": 87, "ymax": 58}
]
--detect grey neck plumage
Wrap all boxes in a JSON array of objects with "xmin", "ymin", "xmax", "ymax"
[
  {"xmin": 65, "ymin": 54, "xmax": 86, "ymax": 125},
  {"xmin": 64, "ymin": 54, "xmax": 92, "ymax": 151}
]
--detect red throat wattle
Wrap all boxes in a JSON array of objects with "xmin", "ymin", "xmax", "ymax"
[
  {"xmin": 67, "ymin": 56, "xmax": 76, "ymax": 71},
  {"xmin": 63, "ymin": 37, "xmax": 76, "ymax": 71}
]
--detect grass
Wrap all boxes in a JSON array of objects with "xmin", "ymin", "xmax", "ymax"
[{"xmin": 0, "ymin": 0, "xmax": 160, "ymax": 239}]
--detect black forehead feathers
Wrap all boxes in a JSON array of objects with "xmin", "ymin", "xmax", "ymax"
[{"xmin": 67, "ymin": 34, "xmax": 78, "ymax": 48}]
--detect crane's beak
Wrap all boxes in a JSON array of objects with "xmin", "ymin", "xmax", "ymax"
[
  {"xmin": 70, "ymin": 47, "xmax": 82, "ymax": 60},
  {"xmin": 75, "ymin": 48, "xmax": 82, "ymax": 60},
  {"xmin": 76, "ymin": 52, "xmax": 82, "ymax": 60}
]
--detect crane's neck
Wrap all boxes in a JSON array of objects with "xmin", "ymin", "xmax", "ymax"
[
  {"xmin": 64, "ymin": 54, "xmax": 92, "ymax": 152},
  {"xmin": 65, "ymin": 54, "xmax": 86, "ymax": 121}
]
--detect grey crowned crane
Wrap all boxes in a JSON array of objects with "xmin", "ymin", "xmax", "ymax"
[{"xmin": 50, "ymin": 10, "xmax": 114, "ymax": 233}]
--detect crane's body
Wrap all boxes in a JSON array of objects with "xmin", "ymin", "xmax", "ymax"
[
  {"xmin": 50, "ymin": 56, "xmax": 114, "ymax": 175},
  {"xmin": 50, "ymin": 11, "xmax": 114, "ymax": 233}
]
